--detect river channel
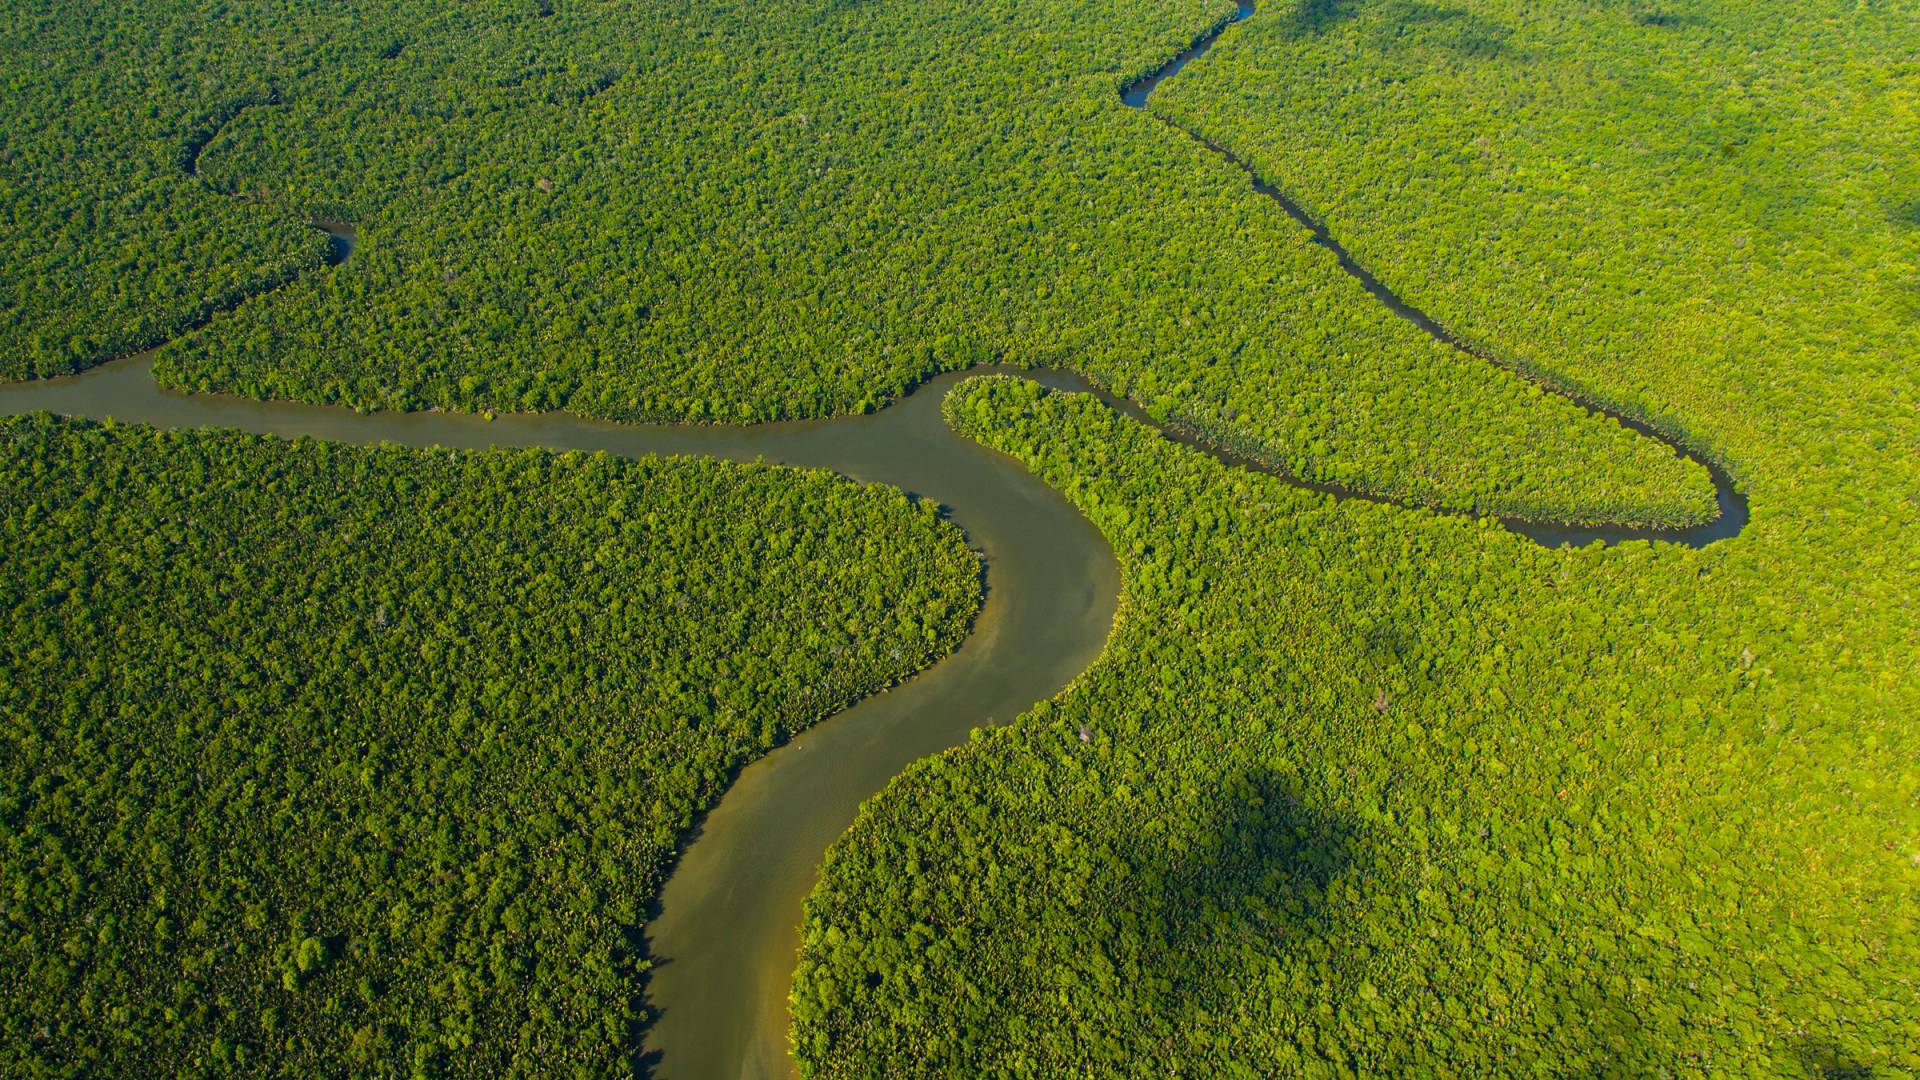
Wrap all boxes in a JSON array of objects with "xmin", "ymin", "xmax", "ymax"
[
  {"xmin": 0, "ymin": 3, "xmax": 1744, "ymax": 1076},
  {"xmin": 0, "ymin": 348, "xmax": 1124, "ymax": 1079}
]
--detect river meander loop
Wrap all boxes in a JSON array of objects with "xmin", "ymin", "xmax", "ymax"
[{"xmin": 0, "ymin": 4, "xmax": 1744, "ymax": 1077}]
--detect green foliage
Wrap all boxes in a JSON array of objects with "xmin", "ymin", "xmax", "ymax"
[
  {"xmin": 792, "ymin": 377, "xmax": 1919, "ymax": 1075},
  {"xmin": 1, "ymin": 0, "xmax": 1709, "ymax": 525},
  {"xmin": 0, "ymin": 413, "xmax": 978, "ymax": 1076},
  {"xmin": 793, "ymin": 1, "xmax": 1920, "ymax": 1070},
  {"xmin": 8, "ymin": 0, "xmax": 1918, "ymax": 1071},
  {"xmin": 0, "ymin": 0, "xmax": 331, "ymax": 378},
  {"xmin": 1150, "ymin": 0, "xmax": 1920, "ymax": 514}
]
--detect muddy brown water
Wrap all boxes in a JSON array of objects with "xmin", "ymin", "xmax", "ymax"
[
  {"xmin": 0, "ymin": 5, "xmax": 1744, "ymax": 1075},
  {"xmin": 0, "ymin": 351, "xmax": 1122, "ymax": 1080}
]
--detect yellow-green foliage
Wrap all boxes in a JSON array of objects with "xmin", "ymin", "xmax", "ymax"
[
  {"xmin": 0, "ymin": 414, "xmax": 978, "ymax": 1075},
  {"xmin": 793, "ymin": 377, "xmax": 1918, "ymax": 1075},
  {"xmin": 798, "ymin": 4, "xmax": 1920, "ymax": 1070},
  {"xmin": 1150, "ymin": 0, "xmax": 1920, "ymax": 527},
  {"xmin": 2, "ymin": 0, "xmax": 1708, "ymax": 525},
  {"xmin": 7, "ymin": 0, "xmax": 1916, "ymax": 1070}
]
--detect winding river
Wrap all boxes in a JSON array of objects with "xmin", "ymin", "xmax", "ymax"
[{"xmin": 1, "ymin": 3, "xmax": 1743, "ymax": 1077}]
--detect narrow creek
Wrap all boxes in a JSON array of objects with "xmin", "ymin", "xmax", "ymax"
[
  {"xmin": 0, "ymin": 4, "xmax": 1744, "ymax": 1077},
  {"xmin": 1125, "ymin": 1, "xmax": 1746, "ymax": 548}
]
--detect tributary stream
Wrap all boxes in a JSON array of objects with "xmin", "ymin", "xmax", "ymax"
[{"xmin": 0, "ymin": 4, "xmax": 1743, "ymax": 1076}]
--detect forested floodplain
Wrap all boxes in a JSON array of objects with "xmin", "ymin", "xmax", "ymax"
[
  {"xmin": 0, "ymin": 415, "xmax": 978, "ymax": 1074},
  {"xmin": 2, "ymin": 0, "xmax": 1916, "ymax": 1074},
  {"xmin": 1146, "ymin": 0, "xmax": 1920, "ymax": 535},
  {"xmin": 794, "ymin": 377, "xmax": 1918, "ymax": 1075},
  {"xmin": 790, "ymin": 0, "xmax": 1920, "ymax": 1072},
  {"xmin": 2, "ymin": 0, "xmax": 1714, "ymax": 526}
]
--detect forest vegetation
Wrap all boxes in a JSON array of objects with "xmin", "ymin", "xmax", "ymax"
[
  {"xmin": 0, "ymin": 415, "xmax": 978, "ymax": 1074},
  {"xmin": 0, "ymin": 0, "xmax": 1914, "ymax": 1073},
  {"xmin": 792, "ymin": 0, "xmax": 1920, "ymax": 1072},
  {"xmin": 1, "ymin": 0, "xmax": 1712, "ymax": 526},
  {"xmin": 1147, "ymin": 0, "xmax": 1920, "ymax": 516},
  {"xmin": 794, "ymin": 375, "xmax": 1917, "ymax": 1075}
]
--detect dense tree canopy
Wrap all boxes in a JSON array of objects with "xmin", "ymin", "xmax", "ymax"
[
  {"xmin": 1, "ymin": 0, "xmax": 1711, "ymax": 525},
  {"xmin": 0, "ymin": 414, "xmax": 978, "ymax": 1075},
  {"xmin": 794, "ymin": 376, "xmax": 1917, "ymax": 1075},
  {"xmin": 793, "ymin": 0, "xmax": 1920, "ymax": 1071},
  {"xmin": 3, "ymin": 0, "xmax": 1915, "ymax": 1073},
  {"xmin": 1149, "ymin": 0, "xmax": 1920, "ymax": 524}
]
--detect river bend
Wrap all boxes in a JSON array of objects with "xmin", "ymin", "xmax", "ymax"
[{"xmin": 0, "ymin": 3, "xmax": 1744, "ymax": 1077}]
